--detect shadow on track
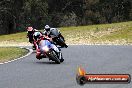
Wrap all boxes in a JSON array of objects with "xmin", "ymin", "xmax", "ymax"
[{"xmin": 35, "ymin": 61, "xmax": 58, "ymax": 65}]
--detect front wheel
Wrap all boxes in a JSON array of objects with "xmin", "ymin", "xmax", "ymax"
[
  {"xmin": 32, "ymin": 45, "xmax": 36, "ymax": 50},
  {"xmin": 46, "ymin": 50, "xmax": 60, "ymax": 64}
]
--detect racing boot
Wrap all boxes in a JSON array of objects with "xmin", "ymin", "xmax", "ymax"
[
  {"xmin": 40, "ymin": 54, "xmax": 46, "ymax": 58},
  {"xmin": 36, "ymin": 55, "xmax": 42, "ymax": 60},
  {"xmin": 57, "ymin": 52, "xmax": 64, "ymax": 62},
  {"xmin": 32, "ymin": 45, "xmax": 36, "ymax": 50},
  {"xmin": 36, "ymin": 49, "xmax": 42, "ymax": 60}
]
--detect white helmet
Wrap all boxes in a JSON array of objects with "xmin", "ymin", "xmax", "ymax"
[
  {"xmin": 45, "ymin": 25, "xmax": 50, "ymax": 31},
  {"xmin": 33, "ymin": 32, "xmax": 41, "ymax": 41}
]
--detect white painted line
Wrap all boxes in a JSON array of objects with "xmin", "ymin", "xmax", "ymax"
[
  {"xmin": 0, "ymin": 47, "xmax": 33, "ymax": 65},
  {"xmin": 0, "ymin": 44, "xmax": 131, "ymax": 65}
]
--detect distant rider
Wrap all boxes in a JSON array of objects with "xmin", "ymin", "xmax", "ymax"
[
  {"xmin": 43, "ymin": 25, "xmax": 65, "ymax": 41},
  {"xmin": 26, "ymin": 26, "xmax": 38, "ymax": 49},
  {"xmin": 27, "ymin": 26, "xmax": 44, "ymax": 49},
  {"xmin": 26, "ymin": 27, "xmax": 34, "ymax": 44}
]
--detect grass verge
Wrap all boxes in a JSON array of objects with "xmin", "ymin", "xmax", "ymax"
[
  {"xmin": 0, "ymin": 21, "xmax": 132, "ymax": 45},
  {"xmin": 0, "ymin": 47, "xmax": 28, "ymax": 63},
  {"xmin": 61, "ymin": 21, "xmax": 132, "ymax": 45}
]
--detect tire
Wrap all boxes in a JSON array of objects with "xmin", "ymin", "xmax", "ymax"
[
  {"xmin": 52, "ymin": 37, "xmax": 68, "ymax": 48},
  {"xmin": 58, "ymin": 37, "xmax": 68, "ymax": 48},
  {"xmin": 76, "ymin": 76, "xmax": 87, "ymax": 85},
  {"xmin": 32, "ymin": 45, "xmax": 36, "ymax": 50},
  {"xmin": 47, "ymin": 50, "xmax": 60, "ymax": 64}
]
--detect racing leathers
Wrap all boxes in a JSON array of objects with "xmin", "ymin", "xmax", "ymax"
[
  {"xmin": 34, "ymin": 35, "xmax": 63, "ymax": 62},
  {"xmin": 27, "ymin": 30, "xmax": 34, "ymax": 43}
]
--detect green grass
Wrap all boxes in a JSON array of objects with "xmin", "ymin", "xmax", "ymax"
[
  {"xmin": 61, "ymin": 21, "xmax": 132, "ymax": 44},
  {"xmin": 0, "ymin": 32, "xmax": 27, "ymax": 42},
  {"xmin": 0, "ymin": 21, "xmax": 132, "ymax": 45},
  {"xmin": 0, "ymin": 47, "xmax": 28, "ymax": 63}
]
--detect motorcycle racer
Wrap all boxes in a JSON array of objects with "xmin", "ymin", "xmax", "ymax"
[
  {"xmin": 26, "ymin": 27, "xmax": 34, "ymax": 43},
  {"xmin": 26, "ymin": 27, "xmax": 38, "ymax": 49},
  {"xmin": 33, "ymin": 31, "xmax": 64, "ymax": 62},
  {"xmin": 27, "ymin": 26, "xmax": 44, "ymax": 50},
  {"xmin": 43, "ymin": 25, "xmax": 65, "ymax": 42}
]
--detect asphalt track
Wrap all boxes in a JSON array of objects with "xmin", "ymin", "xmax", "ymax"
[{"xmin": 0, "ymin": 45, "xmax": 132, "ymax": 88}]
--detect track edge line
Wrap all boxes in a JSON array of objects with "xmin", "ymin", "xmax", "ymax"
[{"xmin": 0, "ymin": 47, "xmax": 33, "ymax": 65}]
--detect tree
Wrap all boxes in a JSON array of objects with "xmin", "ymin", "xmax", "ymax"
[{"xmin": 0, "ymin": 0, "xmax": 131, "ymax": 35}]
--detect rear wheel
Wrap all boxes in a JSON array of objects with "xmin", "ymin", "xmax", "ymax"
[{"xmin": 57, "ymin": 37, "xmax": 68, "ymax": 48}]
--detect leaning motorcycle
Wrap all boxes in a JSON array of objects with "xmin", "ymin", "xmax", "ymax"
[
  {"xmin": 38, "ymin": 39, "xmax": 62, "ymax": 64},
  {"xmin": 49, "ymin": 29, "xmax": 68, "ymax": 48}
]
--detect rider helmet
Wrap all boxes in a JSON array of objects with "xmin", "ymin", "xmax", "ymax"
[
  {"xmin": 33, "ymin": 32, "xmax": 42, "ymax": 41},
  {"xmin": 45, "ymin": 25, "xmax": 50, "ymax": 31},
  {"xmin": 27, "ymin": 27, "xmax": 33, "ymax": 31}
]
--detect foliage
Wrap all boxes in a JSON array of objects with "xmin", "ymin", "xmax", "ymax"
[{"xmin": 0, "ymin": 0, "xmax": 131, "ymax": 34}]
